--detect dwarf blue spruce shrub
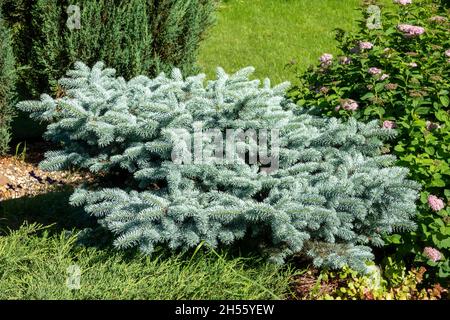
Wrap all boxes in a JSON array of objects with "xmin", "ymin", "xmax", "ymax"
[
  {"xmin": 18, "ymin": 62, "xmax": 420, "ymax": 272},
  {"xmin": 289, "ymin": 0, "xmax": 449, "ymax": 280}
]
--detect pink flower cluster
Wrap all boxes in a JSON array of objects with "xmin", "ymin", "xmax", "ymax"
[
  {"xmin": 319, "ymin": 86, "xmax": 329, "ymax": 94},
  {"xmin": 445, "ymin": 49, "xmax": 450, "ymax": 57},
  {"xmin": 423, "ymin": 247, "xmax": 442, "ymax": 262},
  {"xmin": 382, "ymin": 120, "xmax": 396, "ymax": 129},
  {"xmin": 397, "ymin": 24, "xmax": 425, "ymax": 38},
  {"xmin": 340, "ymin": 56, "xmax": 352, "ymax": 65},
  {"xmin": 368, "ymin": 67, "xmax": 382, "ymax": 75},
  {"xmin": 319, "ymin": 53, "xmax": 333, "ymax": 67},
  {"xmin": 368, "ymin": 68, "xmax": 390, "ymax": 81},
  {"xmin": 408, "ymin": 62, "xmax": 418, "ymax": 68},
  {"xmin": 394, "ymin": 0, "xmax": 412, "ymax": 5},
  {"xmin": 359, "ymin": 41, "xmax": 374, "ymax": 50},
  {"xmin": 430, "ymin": 16, "xmax": 447, "ymax": 23},
  {"xmin": 426, "ymin": 121, "xmax": 441, "ymax": 130},
  {"xmin": 428, "ymin": 195, "xmax": 445, "ymax": 212},
  {"xmin": 337, "ymin": 99, "xmax": 359, "ymax": 111}
]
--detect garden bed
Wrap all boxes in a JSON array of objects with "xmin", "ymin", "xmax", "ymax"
[
  {"xmin": 0, "ymin": 143, "xmax": 93, "ymax": 202},
  {"xmin": 0, "ymin": 0, "xmax": 448, "ymax": 301}
]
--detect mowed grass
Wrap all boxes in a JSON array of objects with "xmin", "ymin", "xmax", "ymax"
[
  {"xmin": 198, "ymin": 0, "xmax": 392, "ymax": 84},
  {"xmin": 0, "ymin": 224, "xmax": 297, "ymax": 300},
  {"xmin": 0, "ymin": 191, "xmax": 298, "ymax": 299}
]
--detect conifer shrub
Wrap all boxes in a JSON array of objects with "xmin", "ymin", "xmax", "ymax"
[
  {"xmin": 0, "ymin": 8, "xmax": 16, "ymax": 154},
  {"xmin": 18, "ymin": 61, "xmax": 420, "ymax": 272},
  {"xmin": 289, "ymin": 0, "xmax": 450, "ymax": 280},
  {"xmin": 0, "ymin": 0, "xmax": 217, "ymax": 139}
]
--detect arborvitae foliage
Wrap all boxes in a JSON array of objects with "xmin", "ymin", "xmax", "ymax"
[
  {"xmin": 0, "ymin": 0, "xmax": 217, "ymax": 98},
  {"xmin": 18, "ymin": 62, "xmax": 420, "ymax": 272},
  {"xmin": 0, "ymin": 9, "xmax": 16, "ymax": 154},
  {"xmin": 0, "ymin": 0, "xmax": 217, "ymax": 140}
]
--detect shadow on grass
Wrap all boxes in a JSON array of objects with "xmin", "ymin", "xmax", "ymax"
[
  {"xmin": 0, "ymin": 187, "xmax": 96, "ymax": 234},
  {"xmin": 0, "ymin": 187, "xmax": 305, "ymax": 272}
]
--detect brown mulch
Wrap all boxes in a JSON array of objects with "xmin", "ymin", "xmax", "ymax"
[
  {"xmin": 0, "ymin": 143, "xmax": 94, "ymax": 201},
  {"xmin": 289, "ymin": 268, "xmax": 341, "ymax": 300}
]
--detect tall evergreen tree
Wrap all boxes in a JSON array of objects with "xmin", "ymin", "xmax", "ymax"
[
  {"xmin": 0, "ymin": 8, "xmax": 16, "ymax": 154},
  {"xmin": 18, "ymin": 62, "xmax": 420, "ymax": 272},
  {"xmin": 0, "ymin": 0, "xmax": 217, "ymax": 97},
  {"xmin": 1, "ymin": 0, "xmax": 217, "ymax": 139}
]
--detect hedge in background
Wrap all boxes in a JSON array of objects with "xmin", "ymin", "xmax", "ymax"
[
  {"xmin": 0, "ymin": 8, "xmax": 16, "ymax": 155},
  {"xmin": 0, "ymin": 0, "xmax": 217, "ymax": 139},
  {"xmin": 289, "ymin": 0, "xmax": 450, "ymax": 281}
]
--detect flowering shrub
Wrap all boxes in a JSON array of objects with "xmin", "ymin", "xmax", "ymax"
[{"xmin": 289, "ymin": 0, "xmax": 450, "ymax": 281}]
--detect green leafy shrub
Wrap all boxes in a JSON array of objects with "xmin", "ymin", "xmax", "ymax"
[
  {"xmin": 0, "ymin": 0, "xmax": 217, "ymax": 139},
  {"xmin": 18, "ymin": 61, "xmax": 420, "ymax": 272},
  {"xmin": 0, "ymin": 224, "xmax": 293, "ymax": 300},
  {"xmin": 289, "ymin": 0, "xmax": 450, "ymax": 281},
  {"xmin": 293, "ymin": 264, "xmax": 448, "ymax": 300},
  {"xmin": 0, "ymin": 8, "xmax": 16, "ymax": 154}
]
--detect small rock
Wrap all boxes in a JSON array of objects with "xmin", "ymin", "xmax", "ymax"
[{"xmin": 0, "ymin": 174, "xmax": 10, "ymax": 186}]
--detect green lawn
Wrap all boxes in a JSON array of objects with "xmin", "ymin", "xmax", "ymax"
[
  {"xmin": 0, "ymin": 190, "xmax": 299, "ymax": 299},
  {"xmin": 198, "ymin": 0, "xmax": 391, "ymax": 84},
  {"xmin": 0, "ymin": 224, "xmax": 297, "ymax": 299}
]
